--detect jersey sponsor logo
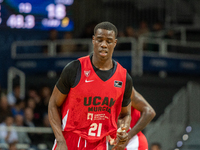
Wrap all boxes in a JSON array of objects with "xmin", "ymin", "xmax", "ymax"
[
  {"xmin": 114, "ymin": 80, "xmax": 123, "ymax": 88},
  {"xmin": 85, "ymin": 79, "xmax": 94, "ymax": 83},
  {"xmin": 84, "ymin": 70, "xmax": 91, "ymax": 77},
  {"xmin": 84, "ymin": 96, "xmax": 116, "ymax": 114},
  {"xmin": 87, "ymin": 113, "xmax": 109, "ymax": 121}
]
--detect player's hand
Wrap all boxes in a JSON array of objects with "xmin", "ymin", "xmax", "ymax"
[
  {"xmin": 111, "ymin": 127, "xmax": 129, "ymax": 150},
  {"xmin": 56, "ymin": 141, "xmax": 68, "ymax": 150}
]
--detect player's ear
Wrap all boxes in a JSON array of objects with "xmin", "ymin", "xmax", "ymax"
[
  {"xmin": 92, "ymin": 35, "xmax": 95, "ymax": 44},
  {"xmin": 114, "ymin": 39, "xmax": 117, "ymax": 47}
]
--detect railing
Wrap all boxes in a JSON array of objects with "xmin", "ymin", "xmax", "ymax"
[
  {"xmin": 137, "ymin": 35, "xmax": 200, "ymax": 76},
  {"xmin": 7, "ymin": 67, "xmax": 26, "ymax": 99},
  {"xmin": 11, "ymin": 37, "xmax": 139, "ymax": 76},
  {"xmin": 11, "ymin": 34, "xmax": 200, "ymax": 78},
  {"xmin": 138, "ymin": 37, "xmax": 200, "ymax": 55},
  {"xmin": 0, "ymin": 126, "xmax": 53, "ymax": 133},
  {"xmin": 0, "ymin": 126, "xmax": 53, "ymax": 150},
  {"xmin": 11, "ymin": 38, "xmax": 93, "ymax": 58}
]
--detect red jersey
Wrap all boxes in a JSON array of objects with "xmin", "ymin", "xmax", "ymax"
[{"xmin": 60, "ymin": 56, "xmax": 127, "ymax": 142}]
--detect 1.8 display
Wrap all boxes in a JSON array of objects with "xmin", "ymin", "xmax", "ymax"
[{"xmin": 0, "ymin": 0, "xmax": 74, "ymax": 31}]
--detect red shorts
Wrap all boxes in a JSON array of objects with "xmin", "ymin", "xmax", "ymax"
[
  {"xmin": 52, "ymin": 131, "xmax": 108, "ymax": 150},
  {"xmin": 125, "ymin": 132, "xmax": 148, "ymax": 150}
]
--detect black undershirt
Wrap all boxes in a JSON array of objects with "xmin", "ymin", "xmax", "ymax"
[{"xmin": 56, "ymin": 56, "xmax": 132, "ymax": 107}]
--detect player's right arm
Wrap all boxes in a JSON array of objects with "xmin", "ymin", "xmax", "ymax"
[
  {"xmin": 48, "ymin": 60, "xmax": 80, "ymax": 150},
  {"xmin": 48, "ymin": 86, "xmax": 68, "ymax": 150}
]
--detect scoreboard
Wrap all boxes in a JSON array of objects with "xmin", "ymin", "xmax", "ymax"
[{"xmin": 0, "ymin": 0, "xmax": 74, "ymax": 31}]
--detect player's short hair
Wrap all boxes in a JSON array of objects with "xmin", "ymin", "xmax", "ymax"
[{"xmin": 94, "ymin": 21, "xmax": 118, "ymax": 38}]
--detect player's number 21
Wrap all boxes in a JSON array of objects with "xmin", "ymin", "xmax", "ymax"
[{"xmin": 88, "ymin": 123, "xmax": 102, "ymax": 137}]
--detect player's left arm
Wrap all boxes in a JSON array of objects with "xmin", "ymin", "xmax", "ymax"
[{"xmin": 128, "ymin": 87, "xmax": 156, "ymax": 139}]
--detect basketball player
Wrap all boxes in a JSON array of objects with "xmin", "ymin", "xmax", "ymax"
[{"xmin": 48, "ymin": 21, "xmax": 132, "ymax": 150}]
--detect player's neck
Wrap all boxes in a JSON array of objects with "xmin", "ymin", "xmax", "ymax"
[{"xmin": 92, "ymin": 56, "xmax": 113, "ymax": 71}]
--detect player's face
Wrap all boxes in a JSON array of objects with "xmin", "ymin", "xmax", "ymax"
[{"xmin": 92, "ymin": 29, "xmax": 117, "ymax": 60}]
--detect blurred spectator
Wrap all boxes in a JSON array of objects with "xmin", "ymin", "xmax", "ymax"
[
  {"xmin": 40, "ymin": 85, "xmax": 51, "ymax": 104},
  {"xmin": 147, "ymin": 21, "xmax": 164, "ymax": 52},
  {"xmin": 125, "ymin": 26, "xmax": 137, "ymax": 38},
  {"xmin": 11, "ymin": 99, "xmax": 25, "ymax": 117},
  {"xmin": 0, "ymin": 116, "xmax": 18, "ymax": 144},
  {"xmin": 59, "ymin": 32, "xmax": 77, "ymax": 55},
  {"xmin": 26, "ymin": 98, "xmax": 36, "ymax": 110},
  {"xmin": 137, "ymin": 21, "xmax": 150, "ymax": 37},
  {"xmin": 26, "ymin": 87, "xmax": 41, "ymax": 104},
  {"xmin": 40, "ymin": 85, "xmax": 51, "ymax": 115},
  {"xmin": 0, "ymin": 94, "xmax": 12, "ymax": 123},
  {"xmin": 8, "ymin": 142, "xmax": 17, "ymax": 150},
  {"xmin": 78, "ymin": 21, "xmax": 98, "ymax": 52},
  {"xmin": 152, "ymin": 22, "xmax": 163, "ymax": 32},
  {"xmin": 26, "ymin": 98, "xmax": 42, "ymax": 127},
  {"xmin": 80, "ymin": 21, "xmax": 98, "ymax": 38},
  {"xmin": 26, "ymin": 86, "xmax": 43, "ymax": 126},
  {"xmin": 14, "ymin": 114, "xmax": 31, "ymax": 144},
  {"xmin": 23, "ymin": 107, "xmax": 35, "ymax": 128},
  {"xmin": 164, "ymin": 30, "xmax": 175, "ymax": 40},
  {"xmin": 115, "ymin": 28, "xmax": 134, "ymax": 51},
  {"xmin": 42, "ymin": 114, "xmax": 51, "ymax": 128},
  {"xmin": 164, "ymin": 30, "xmax": 176, "ymax": 52},
  {"xmin": 137, "ymin": 21, "xmax": 150, "ymax": 51},
  {"xmin": 41, "ymin": 113, "xmax": 54, "ymax": 149},
  {"xmin": 7, "ymin": 85, "xmax": 23, "ymax": 107},
  {"xmin": 23, "ymin": 107, "xmax": 40, "ymax": 145},
  {"xmin": 150, "ymin": 142, "xmax": 162, "ymax": 150},
  {"xmin": 49, "ymin": 29, "xmax": 58, "ymax": 41},
  {"xmin": 118, "ymin": 30, "xmax": 125, "ymax": 37},
  {"xmin": 115, "ymin": 30, "xmax": 127, "ymax": 51},
  {"xmin": 43, "ymin": 29, "xmax": 61, "ymax": 54}
]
